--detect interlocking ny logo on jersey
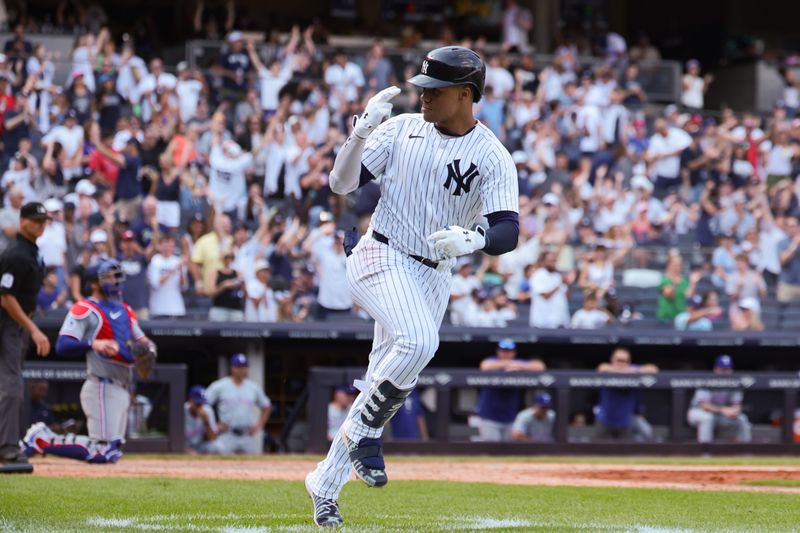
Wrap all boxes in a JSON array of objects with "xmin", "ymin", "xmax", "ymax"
[{"xmin": 444, "ymin": 159, "xmax": 479, "ymax": 196}]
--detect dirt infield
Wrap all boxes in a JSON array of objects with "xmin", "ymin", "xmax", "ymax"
[{"xmin": 29, "ymin": 457, "xmax": 800, "ymax": 494}]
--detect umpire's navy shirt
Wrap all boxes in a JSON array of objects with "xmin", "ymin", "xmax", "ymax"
[{"xmin": 0, "ymin": 234, "xmax": 44, "ymax": 314}]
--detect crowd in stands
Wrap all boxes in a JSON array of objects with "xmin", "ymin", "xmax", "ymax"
[{"xmin": 2, "ymin": 19, "xmax": 800, "ymax": 332}]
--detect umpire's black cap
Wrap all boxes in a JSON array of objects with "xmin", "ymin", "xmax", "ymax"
[
  {"xmin": 408, "ymin": 46, "xmax": 485, "ymax": 102},
  {"xmin": 20, "ymin": 202, "xmax": 51, "ymax": 221}
]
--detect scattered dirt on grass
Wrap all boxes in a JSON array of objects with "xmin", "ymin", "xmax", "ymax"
[{"xmin": 29, "ymin": 457, "xmax": 800, "ymax": 494}]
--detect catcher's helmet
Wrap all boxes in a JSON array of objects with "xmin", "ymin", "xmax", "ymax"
[
  {"xmin": 408, "ymin": 46, "xmax": 485, "ymax": 102},
  {"xmin": 88, "ymin": 258, "xmax": 126, "ymax": 300}
]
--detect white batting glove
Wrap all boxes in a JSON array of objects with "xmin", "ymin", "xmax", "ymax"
[
  {"xmin": 427, "ymin": 225, "xmax": 486, "ymax": 259},
  {"xmin": 352, "ymin": 86, "xmax": 401, "ymax": 139}
]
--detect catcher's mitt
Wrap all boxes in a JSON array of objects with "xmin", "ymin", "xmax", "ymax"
[{"xmin": 129, "ymin": 340, "xmax": 157, "ymax": 380}]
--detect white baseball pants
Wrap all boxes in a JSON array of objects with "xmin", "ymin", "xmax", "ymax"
[{"xmin": 308, "ymin": 234, "xmax": 452, "ymax": 500}]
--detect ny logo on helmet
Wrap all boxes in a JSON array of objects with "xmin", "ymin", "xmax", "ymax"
[
  {"xmin": 421, "ymin": 60, "xmax": 429, "ymax": 74},
  {"xmin": 444, "ymin": 159, "xmax": 479, "ymax": 196}
]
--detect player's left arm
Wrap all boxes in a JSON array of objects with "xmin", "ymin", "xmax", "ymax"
[
  {"xmin": 251, "ymin": 388, "xmax": 272, "ymax": 434},
  {"xmin": 126, "ymin": 305, "xmax": 158, "ymax": 378}
]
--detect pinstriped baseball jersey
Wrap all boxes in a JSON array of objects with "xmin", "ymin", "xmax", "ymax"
[{"xmin": 363, "ymin": 113, "xmax": 519, "ymax": 258}]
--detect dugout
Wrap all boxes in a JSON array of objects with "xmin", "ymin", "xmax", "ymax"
[{"xmin": 29, "ymin": 316, "xmax": 800, "ymax": 455}]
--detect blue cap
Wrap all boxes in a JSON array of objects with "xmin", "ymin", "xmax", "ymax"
[
  {"xmin": 230, "ymin": 353, "xmax": 249, "ymax": 367},
  {"xmin": 189, "ymin": 385, "xmax": 207, "ymax": 404},
  {"xmin": 688, "ymin": 294, "xmax": 704, "ymax": 308},
  {"xmin": 534, "ymin": 392, "xmax": 552, "ymax": 407},
  {"xmin": 498, "ymin": 338, "xmax": 516, "ymax": 351},
  {"xmin": 335, "ymin": 385, "xmax": 358, "ymax": 395},
  {"xmin": 715, "ymin": 354, "xmax": 733, "ymax": 369}
]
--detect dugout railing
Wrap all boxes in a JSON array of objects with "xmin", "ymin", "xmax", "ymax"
[{"xmin": 306, "ymin": 368, "xmax": 800, "ymax": 455}]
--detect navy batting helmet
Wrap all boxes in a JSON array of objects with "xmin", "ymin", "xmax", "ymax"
[{"xmin": 408, "ymin": 46, "xmax": 485, "ymax": 102}]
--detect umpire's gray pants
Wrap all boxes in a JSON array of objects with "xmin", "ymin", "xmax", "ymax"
[{"xmin": 0, "ymin": 317, "xmax": 29, "ymax": 456}]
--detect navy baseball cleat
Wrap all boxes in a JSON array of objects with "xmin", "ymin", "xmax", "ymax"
[
  {"xmin": 340, "ymin": 429, "xmax": 388, "ymax": 488},
  {"xmin": 305, "ymin": 474, "xmax": 344, "ymax": 527}
]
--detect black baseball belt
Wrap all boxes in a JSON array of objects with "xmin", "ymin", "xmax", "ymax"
[{"xmin": 371, "ymin": 231, "xmax": 439, "ymax": 269}]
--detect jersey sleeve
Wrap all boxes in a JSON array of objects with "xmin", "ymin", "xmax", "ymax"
[
  {"xmin": 480, "ymin": 148, "xmax": 519, "ymax": 215},
  {"xmin": 361, "ymin": 116, "xmax": 399, "ymax": 180},
  {"xmin": 511, "ymin": 409, "xmax": 532, "ymax": 434},
  {"xmin": 205, "ymin": 381, "xmax": 220, "ymax": 406},
  {"xmin": 0, "ymin": 248, "xmax": 26, "ymax": 298},
  {"xmin": 255, "ymin": 385, "xmax": 272, "ymax": 409},
  {"xmin": 123, "ymin": 303, "xmax": 146, "ymax": 340},
  {"xmin": 58, "ymin": 302, "xmax": 97, "ymax": 341}
]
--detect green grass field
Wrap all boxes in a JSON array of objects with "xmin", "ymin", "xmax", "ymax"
[{"xmin": 2, "ymin": 475, "xmax": 800, "ymax": 532}]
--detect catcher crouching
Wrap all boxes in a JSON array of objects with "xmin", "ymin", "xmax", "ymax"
[{"xmin": 20, "ymin": 259, "xmax": 157, "ymax": 463}]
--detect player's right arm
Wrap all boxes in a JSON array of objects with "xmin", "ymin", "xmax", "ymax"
[
  {"xmin": 55, "ymin": 302, "xmax": 117, "ymax": 357},
  {"xmin": 329, "ymin": 86, "xmax": 400, "ymax": 195}
]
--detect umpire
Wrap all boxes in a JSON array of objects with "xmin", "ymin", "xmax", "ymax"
[{"xmin": 0, "ymin": 202, "xmax": 51, "ymax": 469}]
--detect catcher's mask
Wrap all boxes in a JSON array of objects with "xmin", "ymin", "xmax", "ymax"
[{"xmin": 90, "ymin": 259, "xmax": 126, "ymax": 300}]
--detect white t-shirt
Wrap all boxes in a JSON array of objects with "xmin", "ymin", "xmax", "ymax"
[
  {"xmin": 758, "ymin": 225, "xmax": 786, "ymax": 275},
  {"xmin": 577, "ymin": 105, "xmax": 603, "ymax": 153},
  {"xmin": 681, "ymin": 74, "xmax": 705, "ymax": 108},
  {"xmin": 766, "ymin": 144, "xmax": 794, "ymax": 176},
  {"xmin": 1, "ymin": 169, "xmax": 35, "ymax": 205},
  {"xmin": 262, "ymin": 140, "xmax": 285, "ymax": 196},
  {"xmin": 37, "ymin": 221, "xmax": 67, "ymax": 267},
  {"xmin": 585, "ymin": 260, "xmax": 614, "ymax": 290},
  {"xmin": 117, "ymin": 56, "xmax": 148, "ymax": 101},
  {"xmin": 730, "ymin": 126, "xmax": 764, "ymax": 143},
  {"xmin": 205, "ymin": 377, "xmax": 271, "ymax": 429},
  {"xmin": 529, "ymin": 268, "xmax": 569, "ymax": 328},
  {"xmin": 147, "ymin": 253, "xmax": 186, "ymax": 316},
  {"xmin": 137, "ymin": 72, "xmax": 177, "ymax": 96},
  {"xmin": 176, "ymin": 79, "xmax": 204, "ymax": 123},
  {"xmin": 485, "ymin": 65, "xmax": 515, "ymax": 98},
  {"xmin": 324, "ymin": 62, "xmax": 365, "ymax": 106},
  {"xmin": 42, "ymin": 125, "xmax": 84, "ymax": 159},
  {"xmin": 511, "ymin": 101, "xmax": 540, "ymax": 130},
  {"xmin": 258, "ymin": 57, "xmax": 293, "ymax": 111},
  {"xmin": 498, "ymin": 238, "xmax": 539, "ymax": 300},
  {"xmin": 244, "ymin": 278, "xmax": 278, "ymax": 322},
  {"xmin": 784, "ymin": 85, "xmax": 800, "ymax": 108},
  {"xmin": 571, "ymin": 308, "xmax": 610, "ymax": 329},
  {"xmin": 647, "ymin": 128, "xmax": 692, "ymax": 179},
  {"xmin": 209, "ymin": 145, "xmax": 252, "ymax": 212},
  {"xmin": 502, "ymin": 5, "xmax": 532, "ymax": 50},
  {"xmin": 282, "ymin": 145, "xmax": 313, "ymax": 199},
  {"xmin": 449, "ymin": 273, "xmax": 481, "ymax": 326},
  {"xmin": 313, "ymin": 244, "xmax": 351, "ymax": 310},
  {"xmin": 70, "ymin": 46, "xmax": 95, "ymax": 92},
  {"xmin": 136, "ymin": 72, "xmax": 178, "ymax": 121}
]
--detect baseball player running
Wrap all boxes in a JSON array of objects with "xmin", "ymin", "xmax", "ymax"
[
  {"xmin": 305, "ymin": 46, "xmax": 519, "ymax": 527},
  {"xmin": 20, "ymin": 259, "xmax": 157, "ymax": 463}
]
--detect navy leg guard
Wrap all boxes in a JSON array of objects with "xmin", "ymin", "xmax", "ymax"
[{"xmin": 360, "ymin": 379, "xmax": 412, "ymax": 429}]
